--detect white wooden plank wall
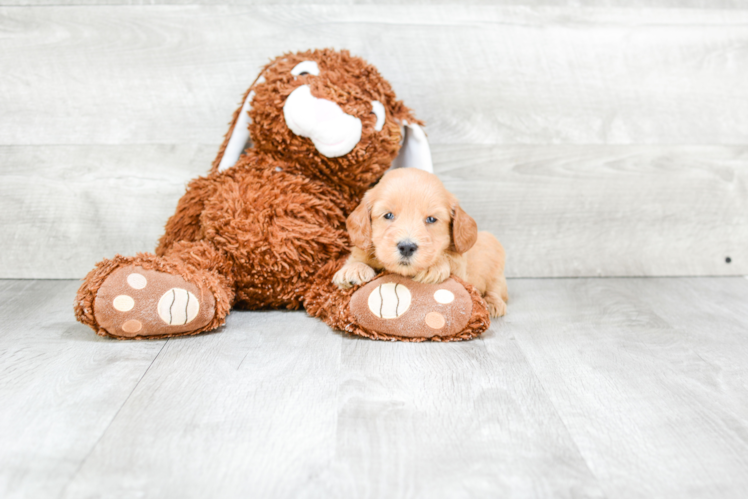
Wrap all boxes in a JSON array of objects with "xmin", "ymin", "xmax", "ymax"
[
  {"xmin": 0, "ymin": 3, "xmax": 746, "ymax": 278},
  {"xmin": 3, "ymin": 0, "xmax": 748, "ymax": 7}
]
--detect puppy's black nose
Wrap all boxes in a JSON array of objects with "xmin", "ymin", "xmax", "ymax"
[{"xmin": 397, "ymin": 241, "xmax": 418, "ymax": 258}]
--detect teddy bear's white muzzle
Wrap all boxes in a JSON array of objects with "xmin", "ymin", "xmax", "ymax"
[{"xmin": 283, "ymin": 85, "xmax": 362, "ymax": 158}]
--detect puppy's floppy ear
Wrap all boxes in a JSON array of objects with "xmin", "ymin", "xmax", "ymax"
[
  {"xmin": 451, "ymin": 203, "xmax": 478, "ymax": 254},
  {"xmin": 347, "ymin": 196, "xmax": 372, "ymax": 250}
]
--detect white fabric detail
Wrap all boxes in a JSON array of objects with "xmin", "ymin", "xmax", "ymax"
[
  {"xmin": 433, "ymin": 289, "xmax": 455, "ymax": 304},
  {"xmin": 367, "ymin": 282, "xmax": 412, "ymax": 319},
  {"xmin": 217, "ymin": 90, "xmax": 254, "ymax": 172},
  {"xmin": 127, "ymin": 273, "xmax": 147, "ymax": 290},
  {"xmin": 390, "ymin": 121, "xmax": 433, "ymax": 173},
  {"xmin": 113, "ymin": 295, "xmax": 134, "ymax": 312},
  {"xmin": 291, "ymin": 61, "xmax": 320, "ymax": 77},
  {"xmin": 371, "ymin": 100, "xmax": 385, "ymax": 131},
  {"xmin": 283, "ymin": 85, "xmax": 362, "ymax": 158},
  {"xmin": 157, "ymin": 288, "xmax": 200, "ymax": 325}
]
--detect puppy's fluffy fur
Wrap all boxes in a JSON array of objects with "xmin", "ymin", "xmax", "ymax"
[{"xmin": 333, "ymin": 168, "xmax": 508, "ymax": 317}]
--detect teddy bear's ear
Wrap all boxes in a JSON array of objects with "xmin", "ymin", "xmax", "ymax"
[
  {"xmin": 215, "ymin": 91, "xmax": 254, "ymax": 173},
  {"xmin": 390, "ymin": 120, "xmax": 434, "ymax": 174},
  {"xmin": 213, "ymin": 66, "xmax": 273, "ymax": 174}
]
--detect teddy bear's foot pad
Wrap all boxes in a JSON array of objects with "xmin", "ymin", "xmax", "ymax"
[
  {"xmin": 350, "ymin": 274, "xmax": 473, "ymax": 339},
  {"xmin": 93, "ymin": 266, "xmax": 215, "ymax": 338}
]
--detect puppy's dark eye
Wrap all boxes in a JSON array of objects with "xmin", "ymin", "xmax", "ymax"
[
  {"xmin": 383, "ymin": 212, "xmax": 394, "ymax": 220},
  {"xmin": 426, "ymin": 216, "xmax": 437, "ymax": 224},
  {"xmin": 298, "ymin": 71, "xmax": 309, "ymax": 76}
]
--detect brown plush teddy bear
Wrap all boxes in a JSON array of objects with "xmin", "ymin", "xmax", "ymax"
[{"xmin": 74, "ymin": 48, "xmax": 490, "ymax": 342}]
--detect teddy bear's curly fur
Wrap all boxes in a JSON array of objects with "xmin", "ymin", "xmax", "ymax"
[{"xmin": 74, "ymin": 48, "xmax": 489, "ymax": 341}]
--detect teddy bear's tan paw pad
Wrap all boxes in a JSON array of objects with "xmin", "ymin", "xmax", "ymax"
[
  {"xmin": 350, "ymin": 275, "xmax": 473, "ymax": 339},
  {"xmin": 93, "ymin": 266, "xmax": 215, "ymax": 338}
]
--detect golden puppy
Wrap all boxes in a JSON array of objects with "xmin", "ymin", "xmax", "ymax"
[{"xmin": 333, "ymin": 168, "xmax": 507, "ymax": 317}]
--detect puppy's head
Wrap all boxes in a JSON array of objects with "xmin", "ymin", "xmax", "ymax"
[{"xmin": 347, "ymin": 168, "xmax": 478, "ymax": 275}]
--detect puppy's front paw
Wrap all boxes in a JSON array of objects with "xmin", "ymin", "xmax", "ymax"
[
  {"xmin": 413, "ymin": 262, "xmax": 451, "ymax": 285},
  {"xmin": 333, "ymin": 262, "xmax": 377, "ymax": 289},
  {"xmin": 485, "ymin": 292, "xmax": 507, "ymax": 318}
]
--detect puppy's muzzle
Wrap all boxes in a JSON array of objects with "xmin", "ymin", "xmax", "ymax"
[{"xmin": 397, "ymin": 240, "xmax": 418, "ymax": 258}]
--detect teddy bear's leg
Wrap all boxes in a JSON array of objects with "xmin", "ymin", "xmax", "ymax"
[
  {"xmin": 75, "ymin": 241, "xmax": 235, "ymax": 340},
  {"xmin": 304, "ymin": 258, "xmax": 491, "ymax": 342}
]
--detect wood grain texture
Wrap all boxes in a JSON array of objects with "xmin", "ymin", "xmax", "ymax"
[
  {"xmin": 322, "ymin": 332, "xmax": 602, "ymax": 497},
  {"xmin": 62, "ymin": 310, "xmax": 345, "ymax": 498},
  {"xmin": 1, "ymin": 5, "xmax": 748, "ymax": 146},
  {"xmin": 438, "ymin": 144, "xmax": 748, "ymax": 278},
  {"xmin": 51, "ymin": 284, "xmax": 603, "ymax": 498},
  {"xmin": 2, "ymin": 144, "xmax": 745, "ymax": 279},
  {"xmin": 1, "ymin": 3, "xmax": 747, "ymax": 280},
  {"xmin": 3, "ymin": 277, "xmax": 748, "ymax": 496},
  {"xmin": 506, "ymin": 277, "xmax": 748, "ymax": 497},
  {"xmin": 0, "ymin": 144, "xmax": 215, "ymax": 279},
  {"xmin": 0, "ymin": 280, "xmax": 165, "ymax": 498},
  {"xmin": 4, "ymin": 0, "xmax": 748, "ymax": 6}
]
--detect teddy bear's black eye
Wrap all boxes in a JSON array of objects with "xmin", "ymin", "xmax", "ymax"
[
  {"xmin": 426, "ymin": 216, "xmax": 437, "ymax": 224},
  {"xmin": 290, "ymin": 61, "xmax": 320, "ymax": 77},
  {"xmin": 384, "ymin": 212, "xmax": 394, "ymax": 220}
]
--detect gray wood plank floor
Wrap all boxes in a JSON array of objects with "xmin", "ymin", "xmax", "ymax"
[{"xmin": 2, "ymin": 277, "xmax": 748, "ymax": 497}]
